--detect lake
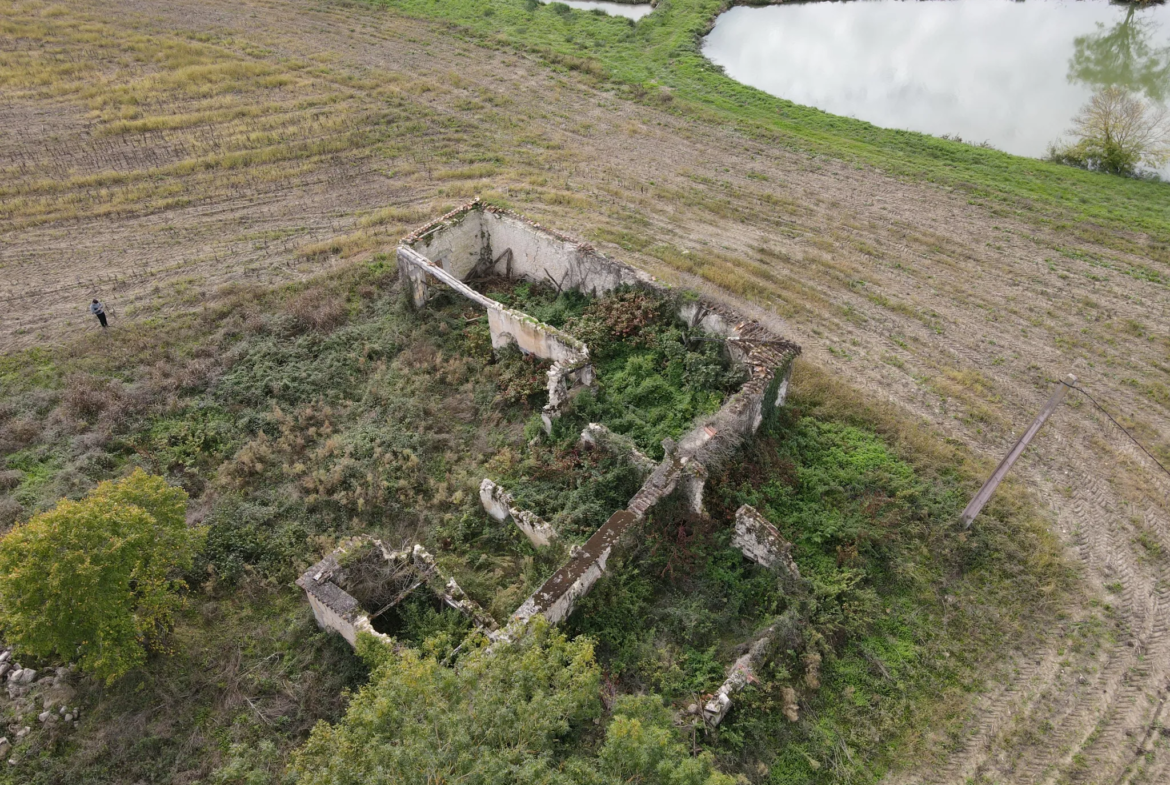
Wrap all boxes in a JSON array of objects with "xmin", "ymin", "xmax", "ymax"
[
  {"xmin": 703, "ymin": 0, "xmax": 1170, "ymax": 175},
  {"xmin": 540, "ymin": 0, "xmax": 653, "ymax": 20}
]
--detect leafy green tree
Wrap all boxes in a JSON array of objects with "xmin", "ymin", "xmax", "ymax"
[
  {"xmin": 0, "ymin": 469, "xmax": 203, "ymax": 682},
  {"xmin": 292, "ymin": 622, "xmax": 734, "ymax": 785},
  {"xmin": 1049, "ymin": 86, "xmax": 1170, "ymax": 175}
]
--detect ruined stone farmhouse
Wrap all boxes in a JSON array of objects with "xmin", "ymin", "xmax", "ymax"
[{"xmin": 298, "ymin": 200, "xmax": 803, "ymax": 725}]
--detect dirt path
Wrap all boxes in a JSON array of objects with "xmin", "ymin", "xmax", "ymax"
[{"xmin": 2, "ymin": 0, "xmax": 1169, "ymax": 780}]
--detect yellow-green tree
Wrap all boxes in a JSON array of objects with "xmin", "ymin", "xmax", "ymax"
[
  {"xmin": 292, "ymin": 622, "xmax": 734, "ymax": 785},
  {"xmin": 0, "ymin": 469, "xmax": 204, "ymax": 682},
  {"xmin": 1050, "ymin": 86, "xmax": 1170, "ymax": 175}
]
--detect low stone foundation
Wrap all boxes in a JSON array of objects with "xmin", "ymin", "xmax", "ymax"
[{"xmin": 479, "ymin": 479, "xmax": 558, "ymax": 548}]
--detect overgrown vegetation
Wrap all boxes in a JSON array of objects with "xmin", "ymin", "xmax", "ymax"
[
  {"xmin": 480, "ymin": 279, "xmax": 744, "ymax": 456},
  {"xmin": 562, "ymin": 384, "xmax": 1073, "ymax": 783},
  {"xmin": 0, "ymin": 265, "xmax": 1072, "ymax": 783},
  {"xmin": 0, "ymin": 262, "xmax": 555, "ymax": 781}
]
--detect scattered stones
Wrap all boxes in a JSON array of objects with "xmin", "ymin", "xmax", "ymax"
[
  {"xmin": 37, "ymin": 711, "xmax": 51, "ymax": 723},
  {"xmin": 0, "ymin": 739, "xmax": 8, "ymax": 758},
  {"xmin": 18, "ymin": 669, "xmax": 36, "ymax": 685},
  {"xmin": 15, "ymin": 727, "xmax": 29, "ymax": 739},
  {"xmin": 0, "ymin": 651, "xmax": 10, "ymax": 663}
]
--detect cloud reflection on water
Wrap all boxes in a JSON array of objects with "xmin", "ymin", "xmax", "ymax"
[{"xmin": 702, "ymin": 0, "xmax": 1170, "ymax": 172}]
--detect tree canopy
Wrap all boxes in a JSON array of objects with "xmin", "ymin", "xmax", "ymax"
[
  {"xmin": 1050, "ymin": 85, "xmax": 1170, "ymax": 175},
  {"xmin": 291, "ymin": 622, "xmax": 735, "ymax": 785},
  {"xmin": 0, "ymin": 469, "xmax": 203, "ymax": 682}
]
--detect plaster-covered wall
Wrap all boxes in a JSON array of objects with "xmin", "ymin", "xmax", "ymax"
[
  {"xmin": 398, "ymin": 245, "xmax": 588, "ymax": 366},
  {"xmin": 482, "ymin": 210, "xmax": 652, "ymax": 295},
  {"xmin": 486, "ymin": 307, "xmax": 586, "ymax": 364},
  {"xmin": 410, "ymin": 209, "xmax": 488, "ymax": 280}
]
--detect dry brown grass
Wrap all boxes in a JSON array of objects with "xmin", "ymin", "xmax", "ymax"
[{"xmin": 288, "ymin": 288, "xmax": 348, "ymax": 334}]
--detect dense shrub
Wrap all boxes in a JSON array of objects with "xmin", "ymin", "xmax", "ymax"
[
  {"xmin": 199, "ymin": 492, "xmax": 314, "ymax": 584},
  {"xmin": 504, "ymin": 442, "xmax": 645, "ymax": 539},
  {"xmin": 288, "ymin": 288, "xmax": 349, "ymax": 334},
  {"xmin": 215, "ymin": 319, "xmax": 400, "ymax": 408}
]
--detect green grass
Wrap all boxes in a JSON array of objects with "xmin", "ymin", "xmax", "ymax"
[{"xmin": 376, "ymin": 0, "xmax": 1170, "ymax": 247}]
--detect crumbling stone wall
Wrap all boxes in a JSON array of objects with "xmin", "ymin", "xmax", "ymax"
[
  {"xmin": 297, "ymin": 549, "xmax": 391, "ymax": 648},
  {"xmin": 397, "ymin": 245, "xmax": 588, "ymax": 364},
  {"xmin": 401, "ymin": 203, "xmax": 803, "ymax": 635},
  {"xmin": 733, "ymin": 504, "xmax": 800, "ymax": 580},
  {"xmin": 579, "ymin": 423, "xmax": 657, "ymax": 475},
  {"xmin": 409, "ymin": 205, "xmax": 490, "ymax": 280},
  {"xmin": 510, "ymin": 510, "xmax": 637, "ymax": 626},
  {"xmin": 399, "ymin": 201, "xmax": 798, "ymax": 444},
  {"xmin": 480, "ymin": 209, "xmax": 653, "ymax": 295},
  {"xmin": 479, "ymin": 479, "xmax": 558, "ymax": 548},
  {"xmin": 398, "ymin": 242, "xmax": 592, "ymax": 430},
  {"xmin": 297, "ymin": 538, "xmax": 499, "ymax": 648}
]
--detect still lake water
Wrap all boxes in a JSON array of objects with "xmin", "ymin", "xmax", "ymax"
[
  {"xmin": 703, "ymin": 0, "xmax": 1170, "ymax": 174},
  {"xmin": 539, "ymin": 0, "xmax": 653, "ymax": 20}
]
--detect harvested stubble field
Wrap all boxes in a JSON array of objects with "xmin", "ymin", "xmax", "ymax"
[{"xmin": 2, "ymin": 0, "xmax": 1170, "ymax": 782}]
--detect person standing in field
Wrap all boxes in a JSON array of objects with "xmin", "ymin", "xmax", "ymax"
[{"xmin": 90, "ymin": 299, "xmax": 108, "ymax": 329}]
